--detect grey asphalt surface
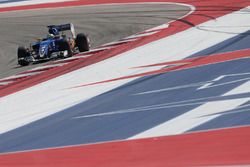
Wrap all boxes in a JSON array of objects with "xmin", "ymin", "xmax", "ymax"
[{"xmin": 0, "ymin": 3, "xmax": 190, "ymax": 79}]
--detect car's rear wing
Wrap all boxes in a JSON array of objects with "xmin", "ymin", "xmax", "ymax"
[{"xmin": 48, "ymin": 23, "xmax": 76, "ymax": 38}]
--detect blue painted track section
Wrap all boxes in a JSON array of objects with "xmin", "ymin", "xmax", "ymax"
[{"xmin": 0, "ymin": 30, "xmax": 250, "ymax": 153}]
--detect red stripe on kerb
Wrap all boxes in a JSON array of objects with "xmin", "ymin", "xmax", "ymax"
[{"xmin": 0, "ymin": 126, "xmax": 250, "ymax": 167}]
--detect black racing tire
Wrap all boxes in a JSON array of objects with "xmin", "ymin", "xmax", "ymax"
[
  {"xmin": 76, "ymin": 33, "xmax": 90, "ymax": 52},
  {"xmin": 59, "ymin": 40, "xmax": 73, "ymax": 57},
  {"xmin": 17, "ymin": 46, "xmax": 30, "ymax": 66}
]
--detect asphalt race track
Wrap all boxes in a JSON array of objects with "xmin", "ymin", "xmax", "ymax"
[
  {"xmin": 0, "ymin": 3, "xmax": 189, "ymax": 79},
  {"xmin": 0, "ymin": 0, "xmax": 250, "ymax": 166}
]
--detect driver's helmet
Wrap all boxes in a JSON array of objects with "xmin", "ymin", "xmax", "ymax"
[{"xmin": 49, "ymin": 27, "xmax": 59, "ymax": 36}]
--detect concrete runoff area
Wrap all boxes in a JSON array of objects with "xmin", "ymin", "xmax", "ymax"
[{"xmin": 0, "ymin": 3, "xmax": 190, "ymax": 79}]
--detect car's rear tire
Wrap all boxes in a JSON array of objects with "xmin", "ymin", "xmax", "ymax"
[
  {"xmin": 59, "ymin": 40, "xmax": 73, "ymax": 57},
  {"xmin": 76, "ymin": 33, "xmax": 90, "ymax": 52},
  {"xmin": 18, "ymin": 46, "xmax": 30, "ymax": 66}
]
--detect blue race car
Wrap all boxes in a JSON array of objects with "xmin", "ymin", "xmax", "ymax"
[{"xmin": 17, "ymin": 23, "xmax": 90, "ymax": 66}]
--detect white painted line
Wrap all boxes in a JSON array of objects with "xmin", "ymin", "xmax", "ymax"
[
  {"xmin": 136, "ymin": 72, "xmax": 250, "ymax": 93},
  {"xmin": 27, "ymin": 63, "xmax": 68, "ymax": 72},
  {"xmin": 73, "ymin": 92, "xmax": 245, "ymax": 120},
  {"xmin": 84, "ymin": 46, "xmax": 113, "ymax": 53},
  {"xmin": 73, "ymin": 101, "xmax": 207, "ymax": 119},
  {"xmin": 198, "ymin": 77, "xmax": 250, "ymax": 90},
  {"xmin": 197, "ymin": 73, "xmax": 250, "ymax": 90},
  {"xmin": 52, "ymin": 55, "xmax": 91, "ymax": 63},
  {"xmin": 196, "ymin": 82, "xmax": 213, "ymax": 90},
  {"xmin": 135, "ymin": 81, "xmax": 210, "ymax": 95},
  {"xmin": 101, "ymin": 39, "xmax": 137, "ymax": 47},
  {"xmin": 196, "ymin": 76, "xmax": 224, "ymax": 90},
  {"xmin": 73, "ymin": 95, "xmax": 250, "ymax": 120},
  {"xmin": 226, "ymin": 72, "xmax": 250, "ymax": 77},
  {"xmin": 0, "ymin": 81, "xmax": 13, "ymax": 86},
  {"xmin": 145, "ymin": 24, "xmax": 169, "ymax": 32},
  {"xmin": 52, "ymin": 58, "xmax": 78, "ymax": 63},
  {"xmin": 124, "ymin": 31, "xmax": 159, "ymax": 39},
  {"xmin": 213, "ymin": 75, "xmax": 225, "ymax": 81},
  {"xmin": 74, "ymin": 54, "xmax": 92, "ymax": 57},
  {"xmin": 0, "ymin": 71, "xmax": 42, "ymax": 81}
]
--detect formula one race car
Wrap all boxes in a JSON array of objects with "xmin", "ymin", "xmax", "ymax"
[{"xmin": 17, "ymin": 23, "xmax": 90, "ymax": 66}]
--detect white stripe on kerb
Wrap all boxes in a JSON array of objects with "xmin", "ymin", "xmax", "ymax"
[
  {"xmin": 124, "ymin": 31, "xmax": 159, "ymax": 39},
  {"xmin": 0, "ymin": 71, "xmax": 42, "ymax": 81},
  {"xmin": 0, "ymin": 81, "xmax": 13, "ymax": 86},
  {"xmin": 145, "ymin": 24, "xmax": 169, "ymax": 32},
  {"xmin": 27, "ymin": 63, "xmax": 68, "ymax": 72},
  {"xmin": 85, "ymin": 46, "xmax": 113, "ymax": 53},
  {"xmin": 101, "ymin": 39, "xmax": 137, "ymax": 47}
]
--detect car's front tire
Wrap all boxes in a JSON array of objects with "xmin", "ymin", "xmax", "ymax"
[{"xmin": 17, "ymin": 46, "xmax": 30, "ymax": 66}]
